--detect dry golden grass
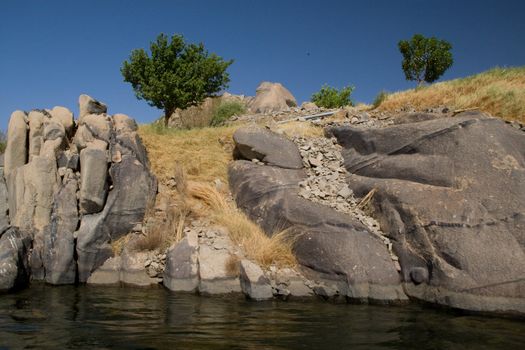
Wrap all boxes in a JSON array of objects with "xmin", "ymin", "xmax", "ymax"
[
  {"xmin": 275, "ymin": 121, "xmax": 324, "ymax": 138},
  {"xmin": 138, "ymin": 124, "xmax": 237, "ymax": 184},
  {"xmin": 187, "ymin": 181, "xmax": 297, "ymax": 268},
  {"xmin": 377, "ymin": 66, "xmax": 525, "ymax": 123}
]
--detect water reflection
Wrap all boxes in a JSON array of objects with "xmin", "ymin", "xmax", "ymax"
[{"xmin": 0, "ymin": 285, "xmax": 523, "ymax": 349}]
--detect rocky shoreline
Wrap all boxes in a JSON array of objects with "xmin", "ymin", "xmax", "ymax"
[{"xmin": 1, "ymin": 94, "xmax": 524, "ymax": 317}]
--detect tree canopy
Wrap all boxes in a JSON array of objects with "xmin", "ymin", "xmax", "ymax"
[
  {"xmin": 121, "ymin": 33, "xmax": 233, "ymax": 126},
  {"xmin": 398, "ymin": 34, "xmax": 453, "ymax": 85}
]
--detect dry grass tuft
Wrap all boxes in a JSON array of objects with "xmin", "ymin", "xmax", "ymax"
[
  {"xmin": 275, "ymin": 121, "xmax": 324, "ymax": 138},
  {"xmin": 377, "ymin": 66, "xmax": 525, "ymax": 123},
  {"xmin": 225, "ymin": 254, "xmax": 241, "ymax": 277},
  {"xmin": 131, "ymin": 164, "xmax": 192, "ymax": 252},
  {"xmin": 187, "ymin": 181, "xmax": 297, "ymax": 268}
]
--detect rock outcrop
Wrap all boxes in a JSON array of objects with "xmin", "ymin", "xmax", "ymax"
[
  {"xmin": 1, "ymin": 95, "xmax": 157, "ymax": 289},
  {"xmin": 228, "ymin": 126, "xmax": 407, "ymax": 303},
  {"xmin": 248, "ymin": 82, "xmax": 297, "ymax": 114},
  {"xmin": 329, "ymin": 111, "xmax": 525, "ymax": 315}
]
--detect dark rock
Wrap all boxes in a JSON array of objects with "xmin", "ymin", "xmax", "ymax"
[
  {"xmin": 330, "ymin": 111, "xmax": 525, "ymax": 314},
  {"xmin": 43, "ymin": 177, "xmax": 79, "ymax": 285},
  {"xmin": 228, "ymin": 160, "xmax": 407, "ymax": 302},
  {"xmin": 233, "ymin": 125, "xmax": 303, "ymax": 169},
  {"xmin": 0, "ymin": 227, "xmax": 32, "ymax": 292},
  {"xmin": 163, "ymin": 233, "xmax": 199, "ymax": 292}
]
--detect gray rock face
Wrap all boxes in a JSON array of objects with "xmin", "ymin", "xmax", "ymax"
[
  {"xmin": 43, "ymin": 177, "xmax": 79, "ymax": 284},
  {"xmin": 239, "ymin": 259, "xmax": 273, "ymax": 300},
  {"xmin": 78, "ymin": 94, "xmax": 107, "ymax": 120},
  {"xmin": 163, "ymin": 232, "xmax": 199, "ymax": 292},
  {"xmin": 1, "ymin": 95, "xmax": 157, "ymax": 288},
  {"xmin": 79, "ymin": 148, "xmax": 108, "ymax": 214},
  {"xmin": 198, "ymin": 245, "xmax": 241, "ymax": 294},
  {"xmin": 120, "ymin": 249, "xmax": 161, "ymax": 287},
  {"xmin": 4, "ymin": 111, "xmax": 28, "ymax": 177},
  {"xmin": 0, "ymin": 227, "xmax": 32, "ymax": 292},
  {"xmin": 249, "ymin": 82, "xmax": 297, "ymax": 113},
  {"xmin": 87, "ymin": 256, "xmax": 121, "ymax": 285},
  {"xmin": 0, "ymin": 168, "xmax": 9, "ymax": 233},
  {"xmin": 233, "ymin": 125, "xmax": 303, "ymax": 169},
  {"xmin": 329, "ymin": 112, "xmax": 525, "ymax": 314},
  {"xmin": 229, "ymin": 160, "xmax": 406, "ymax": 302}
]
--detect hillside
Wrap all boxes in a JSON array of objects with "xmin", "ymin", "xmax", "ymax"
[{"xmin": 377, "ymin": 66, "xmax": 525, "ymax": 123}]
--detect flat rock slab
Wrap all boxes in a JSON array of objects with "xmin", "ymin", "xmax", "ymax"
[
  {"xmin": 198, "ymin": 245, "xmax": 241, "ymax": 295},
  {"xmin": 329, "ymin": 111, "xmax": 525, "ymax": 315},
  {"xmin": 233, "ymin": 125, "xmax": 303, "ymax": 169},
  {"xmin": 240, "ymin": 259, "xmax": 273, "ymax": 300},
  {"xmin": 163, "ymin": 232, "xmax": 199, "ymax": 292}
]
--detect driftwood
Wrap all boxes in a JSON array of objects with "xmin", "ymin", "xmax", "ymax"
[
  {"xmin": 276, "ymin": 110, "xmax": 338, "ymax": 124},
  {"xmin": 452, "ymin": 107, "xmax": 479, "ymax": 116}
]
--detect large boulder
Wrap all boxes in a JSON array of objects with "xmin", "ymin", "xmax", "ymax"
[
  {"xmin": 4, "ymin": 111, "xmax": 28, "ymax": 177},
  {"xmin": 233, "ymin": 125, "xmax": 303, "ymax": 169},
  {"xmin": 78, "ymin": 94, "xmax": 107, "ymax": 120},
  {"xmin": 329, "ymin": 111, "xmax": 525, "ymax": 315},
  {"xmin": 229, "ymin": 161, "xmax": 406, "ymax": 302},
  {"xmin": 79, "ymin": 147, "xmax": 108, "ymax": 214},
  {"xmin": 0, "ymin": 227, "xmax": 32, "ymax": 292},
  {"xmin": 249, "ymin": 82, "xmax": 297, "ymax": 114}
]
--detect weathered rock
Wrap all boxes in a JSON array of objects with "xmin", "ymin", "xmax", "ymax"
[
  {"xmin": 301, "ymin": 102, "xmax": 318, "ymax": 111},
  {"xmin": 0, "ymin": 227, "xmax": 32, "ymax": 292},
  {"xmin": 233, "ymin": 125, "xmax": 303, "ymax": 169},
  {"xmin": 28, "ymin": 110, "xmax": 45, "ymax": 161},
  {"xmin": 80, "ymin": 114, "xmax": 111, "ymax": 142},
  {"xmin": 330, "ymin": 112, "xmax": 525, "ymax": 314},
  {"xmin": 198, "ymin": 244, "xmax": 241, "ymax": 294},
  {"xmin": 49, "ymin": 106, "xmax": 75, "ymax": 136},
  {"xmin": 120, "ymin": 249, "xmax": 161, "ymax": 287},
  {"xmin": 103, "ymin": 155, "xmax": 157, "ymax": 240},
  {"xmin": 78, "ymin": 94, "xmax": 107, "ymax": 120},
  {"xmin": 43, "ymin": 177, "xmax": 79, "ymax": 285},
  {"xmin": 249, "ymin": 82, "xmax": 297, "ymax": 113},
  {"xmin": 239, "ymin": 259, "xmax": 273, "ymax": 300},
  {"xmin": 4, "ymin": 111, "xmax": 28, "ymax": 177},
  {"xmin": 229, "ymin": 160, "xmax": 407, "ymax": 302},
  {"xmin": 163, "ymin": 232, "xmax": 199, "ymax": 292},
  {"xmin": 79, "ymin": 147, "xmax": 108, "ymax": 214},
  {"xmin": 87, "ymin": 256, "xmax": 121, "ymax": 285},
  {"xmin": 0, "ymin": 168, "xmax": 9, "ymax": 233},
  {"xmin": 75, "ymin": 210, "xmax": 113, "ymax": 282}
]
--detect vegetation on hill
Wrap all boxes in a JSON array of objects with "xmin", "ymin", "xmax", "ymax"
[
  {"xmin": 311, "ymin": 84, "xmax": 354, "ymax": 108},
  {"xmin": 398, "ymin": 34, "xmax": 453, "ymax": 86},
  {"xmin": 376, "ymin": 66, "xmax": 525, "ymax": 122},
  {"xmin": 122, "ymin": 33, "xmax": 233, "ymax": 127}
]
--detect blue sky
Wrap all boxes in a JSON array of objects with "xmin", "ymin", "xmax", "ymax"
[{"xmin": 1, "ymin": 0, "xmax": 524, "ymax": 127}]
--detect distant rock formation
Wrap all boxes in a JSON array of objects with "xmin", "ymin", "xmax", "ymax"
[
  {"xmin": 0, "ymin": 95, "xmax": 156, "ymax": 291},
  {"xmin": 248, "ymin": 82, "xmax": 297, "ymax": 114}
]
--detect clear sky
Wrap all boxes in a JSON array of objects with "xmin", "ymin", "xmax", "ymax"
[{"xmin": 1, "ymin": 0, "xmax": 524, "ymax": 127}]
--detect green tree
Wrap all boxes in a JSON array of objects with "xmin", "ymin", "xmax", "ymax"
[
  {"xmin": 398, "ymin": 34, "xmax": 453, "ymax": 86},
  {"xmin": 122, "ymin": 33, "xmax": 233, "ymax": 127},
  {"xmin": 311, "ymin": 84, "xmax": 354, "ymax": 108}
]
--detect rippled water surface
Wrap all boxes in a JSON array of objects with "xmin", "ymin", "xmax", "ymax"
[{"xmin": 0, "ymin": 285, "xmax": 523, "ymax": 349}]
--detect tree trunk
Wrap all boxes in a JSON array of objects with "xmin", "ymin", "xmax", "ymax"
[{"xmin": 164, "ymin": 108, "xmax": 173, "ymax": 128}]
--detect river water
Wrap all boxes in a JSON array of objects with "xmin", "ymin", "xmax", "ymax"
[{"xmin": 0, "ymin": 285, "xmax": 523, "ymax": 349}]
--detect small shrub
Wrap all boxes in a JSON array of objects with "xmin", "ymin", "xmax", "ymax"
[
  {"xmin": 372, "ymin": 90, "xmax": 389, "ymax": 109},
  {"xmin": 210, "ymin": 101, "xmax": 246, "ymax": 126},
  {"xmin": 311, "ymin": 84, "xmax": 354, "ymax": 108},
  {"xmin": 0, "ymin": 130, "xmax": 6, "ymax": 154}
]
